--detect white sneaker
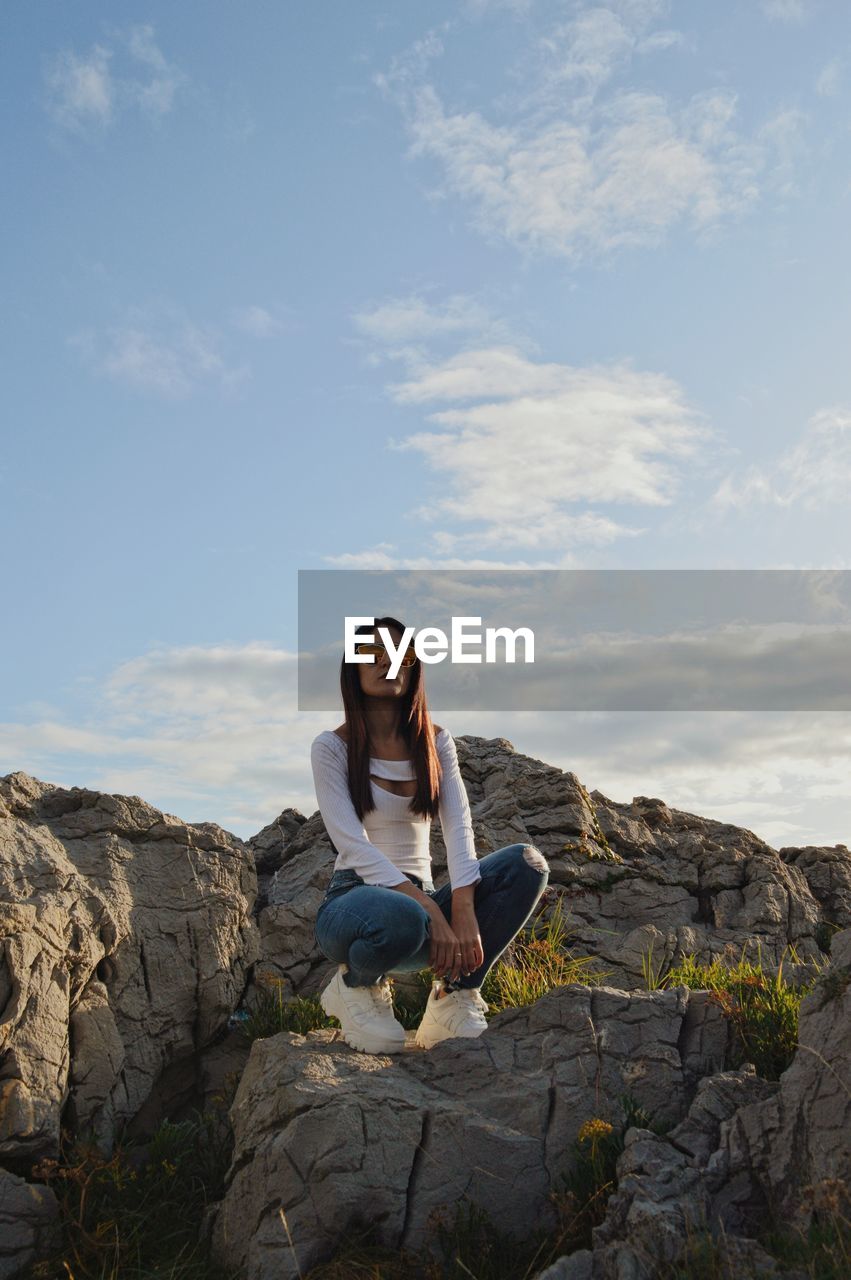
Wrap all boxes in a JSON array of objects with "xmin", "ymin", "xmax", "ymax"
[
  {"xmin": 319, "ymin": 964, "xmax": 407, "ymax": 1054},
  {"xmin": 414, "ymin": 981, "xmax": 490, "ymax": 1050}
]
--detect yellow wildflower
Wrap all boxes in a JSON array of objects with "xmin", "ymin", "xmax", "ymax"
[{"xmin": 578, "ymin": 1118, "xmax": 613, "ymax": 1143}]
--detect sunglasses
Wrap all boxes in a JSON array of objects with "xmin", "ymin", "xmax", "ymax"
[{"xmin": 355, "ymin": 642, "xmax": 418, "ymax": 668}]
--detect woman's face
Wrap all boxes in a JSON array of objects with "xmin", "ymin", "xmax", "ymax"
[{"xmin": 356, "ymin": 627, "xmax": 415, "ymax": 700}]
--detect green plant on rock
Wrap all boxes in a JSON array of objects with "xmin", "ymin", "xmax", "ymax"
[
  {"xmin": 480, "ymin": 894, "xmax": 612, "ymax": 1010},
  {"xmin": 303, "ymin": 1191, "xmax": 589, "ymax": 1280},
  {"xmin": 387, "ymin": 895, "xmax": 613, "ymax": 1031},
  {"xmin": 652, "ymin": 1176, "xmax": 851, "ymax": 1280},
  {"xmin": 642, "ymin": 939, "xmax": 822, "ymax": 1081},
  {"xmin": 242, "ymin": 975, "xmax": 339, "ymax": 1041},
  {"xmin": 640, "ymin": 936, "xmax": 670, "ymax": 990},
  {"xmin": 425, "ymin": 1199, "xmax": 555, "ymax": 1280},
  {"xmin": 548, "ymin": 1092, "xmax": 673, "ymax": 1256},
  {"xmin": 300, "ymin": 1215, "xmax": 422, "ymax": 1279},
  {"xmin": 27, "ymin": 1108, "xmax": 238, "ymax": 1280},
  {"xmin": 760, "ymin": 1177, "xmax": 851, "ymax": 1280},
  {"xmin": 388, "ymin": 969, "xmax": 435, "ymax": 1031},
  {"xmin": 814, "ymin": 919, "xmax": 842, "ymax": 954}
]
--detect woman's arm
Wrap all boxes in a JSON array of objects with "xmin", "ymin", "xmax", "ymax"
[
  {"xmin": 436, "ymin": 729, "xmax": 482, "ymax": 895},
  {"xmin": 310, "ymin": 735, "xmax": 409, "ymax": 888}
]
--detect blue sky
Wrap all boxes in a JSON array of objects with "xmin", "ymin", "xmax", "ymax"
[{"xmin": 3, "ymin": 0, "xmax": 850, "ymax": 849}]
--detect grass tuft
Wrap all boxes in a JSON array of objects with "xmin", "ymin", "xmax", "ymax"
[
  {"xmin": 27, "ymin": 1107, "xmax": 238, "ymax": 1280},
  {"xmin": 242, "ymin": 976, "xmax": 339, "ymax": 1040},
  {"xmin": 648, "ymin": 1177, "xmax": 851, "ymax": 1279},
  {"xmin": 639, "ymin": 938, "xmax": 823, "ymax": 1080}
]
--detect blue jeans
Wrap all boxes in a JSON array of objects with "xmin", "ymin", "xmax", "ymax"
[{"xmin": 313, "ymin": 843, "xmax": 550, "ymax": 990}]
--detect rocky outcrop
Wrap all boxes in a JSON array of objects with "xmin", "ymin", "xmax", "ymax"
[
  {"xmin": 249, "ymin": 811, "xmax": 333, "ymax": 1002},
  {"xmin": 718, "ymin": 923, "xmax": 851, "ymax": 1232},
  {"xmin": 2, "ymin": 737, "xmax": 848, "ymax": 1280},
  {"xmin": 533, "ymin": 927, "xmax": 851, "ymax": 1279},
  {"xmin": 256, "ymin": 735, "xmax": 840, "ymax": 1001},
  {"xmin": 0, "ymin": 1166, "xmax": 61, "ymax": 1280},
  {"xmin": 208, "ymin": 982, "xmax": 729, "ymax": 1279},
  {"xmin": 208, "ymin": 942, "xmax": 850, "ymax": 1280},
  {"xmin": 0, "ymin": 771, "xmax": 260, "ymax": 1167},
  {"xmin": 580, "ymin": 1068, "xmax": 784, "ymax": 1279}
]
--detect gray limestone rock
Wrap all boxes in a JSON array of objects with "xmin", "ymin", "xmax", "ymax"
[
  {"xmin": 255, "ymin": 735, "xmax": 837, "ymax": 1004},
  {"xmin": 209, "ymin": 983, "xmax": 725, "ymax": 1280},
  {"xmin": 0, "ymin": 770, "xmax": 260, "ymax": 1163},
  {"xmin": 0, "ymin": 1165, "xmax": 61, "ymax": 1280}
]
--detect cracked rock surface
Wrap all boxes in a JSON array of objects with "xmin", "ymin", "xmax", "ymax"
[
  {"xmin": 533, "ymin": 929, "xmax": 851, "ymax": 1280},
  {"xmin": 0, "ymin": 770, "xmax": 260, "ymax": 1167},
  {"xmin": 3, "ymin": 737, "xmax": 849, "ymax": 1280},
  {"xmin": 256, "ymin": 735, "xmax": 843, "ymax": 1002},
  {"xmin": 0, "ymin": 1165, "xmax": 61, "ymax": 1280},
  {"xmin": 209, "ymin": 983, "xmax": 729, "ymax": 1280}
]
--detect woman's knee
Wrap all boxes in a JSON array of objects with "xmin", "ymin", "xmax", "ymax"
[
  {"xmin": 369, "ymin": 896, "xmax": 431, "ymax": 955},
  {"xmin": 499, "ymin": 842, "xmax": 549, "ymax": 878},
  {"xmin": 520, "ymin": 843, "xmax": 549, "ymax": 875}
]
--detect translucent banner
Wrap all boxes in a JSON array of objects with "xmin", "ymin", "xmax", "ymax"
[{"xmin": 298, "ymin": 569, "xmax": 851, "ymax": 711}]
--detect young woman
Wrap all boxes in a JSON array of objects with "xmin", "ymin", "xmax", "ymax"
[{"xmin": 311, "ymin": 615, "xmax": 550, "ymax": 1054}]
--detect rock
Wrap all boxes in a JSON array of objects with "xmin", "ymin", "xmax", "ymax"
[
  {"xmin": 589, "ymin": 1067, "xmax": 777, "ymax": 1278},
  {"xmin": 251, "ymin": 811, "xmax": 340, "ymax": 1002},
  {"xmin": 3, "ymin": 741, "xmax": 848, "ymax": 1279},
  {"xmin": 533, "ymin": 1250, "xmax": 592, "ymax": 1279},
  {"xmin": 544, "ymin": 934, "xmax": 851, "ymax": 1278},
  {"xmin": 249, "ymin": 808, "xmax": 309, "ymax": 908},
  {"xmin": 778, "ymin": 844, "xmax": 851, "ymax": 949},
  {"xmin": 252, "ymin": 735, "xmax": 839, "ymax": 1001},
  {"xmin": 209, "ymin": 983, "xmax": 727, "ymax": 1280},
  {"xmin": 717, "ymin": 924, "xmax": 851, "ymax": 1235},
  {"xmin": 0, "ymin": 1165, "xmax": 61, "ymax": 1280},
  {"xmin": 0, "ymin": 771, "xmax": 260, "ymax": 1163}
]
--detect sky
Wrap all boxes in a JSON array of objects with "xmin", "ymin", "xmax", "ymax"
[{"xmin": 2, "ymin": 0, "xmax": 850, "ymax": 851}]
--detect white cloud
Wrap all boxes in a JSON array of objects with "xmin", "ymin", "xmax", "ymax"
[
  {"xmin": 103, "ymin": 644, "xmax": 296, "ymax": 722},
  {"xmin": 231, "ymin": 305, "xmax": 287, "ymax": 338},
  {"xmin": 539, "ymin": 6, "xmax": 636, "ymax": 95},
  {"xmin": 760, "ymin": 0, "xmax": 814, "ymax": 23},
  {"xmin": 712, "ymin": 406, "xmax": 851, "ymax": 511},
  {"xmin": 465, "ymin": 0, "xmax": 534, "ymax": 15},
  {"xmin": 528, "ymin": 2, "xmax": 682, "ymax": 105},
  {"xmin": 397, "ymin": 81, "xmax": 776, "ymax": 262},
  {"xmin": 353, "ymin": 293, "xmax": 499, "ymax": 345},
  {"xmin": 343, "ymin": 299, "xmax": 715, "ymax": 563},
  {"xmin": 815, "ymin": 59, "xmax": 841, "ymax": 98},
  {"xmin": 377, "ymin": 4, "xmax": 802, "ymax": 263},
  {"xmin": 68, "ymin": 304, "xmax": 250, "ymax": 397},
  {"xmin": 122, "ymin": 24, "xmax": 185, "ymax": 118},
  {"xmin": 755, "ymin": 107, "xmax": 809, "ymax": 196},
  {"xmin": 44, "ymin": 43, "xmax": 114, "ymax": 132},
  {"xmin": 385, "ymin": 346, "xmax": 711, "ymax": 529},
  {"xmin": 3, "ymin": 644, "xmax": 850, "ymax": 847},
  {"xmin": 322, "ymin": 547, "xmax": 583, "ymax": 568},
  {"xmin": 44, "ymin": 23, "xmax": 185, "ymax": 135},
  {"xmin": 0, "ymin": 644, "xmax": 321, "ymax": 829}
]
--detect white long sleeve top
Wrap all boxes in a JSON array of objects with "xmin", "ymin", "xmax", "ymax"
[{"xmin": 309, "ymin": 727, "xmax": 482, "ymax": 890}]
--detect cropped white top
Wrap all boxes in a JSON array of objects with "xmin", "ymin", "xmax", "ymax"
[{"xmin": 309, "ymin": 727, "xmax": 482, "ymax": 890}]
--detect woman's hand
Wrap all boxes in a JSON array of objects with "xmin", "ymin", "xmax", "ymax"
[
  {"xmin": 450, "ymin": 902, "xmax": 484, "ymax": 980},
  {"xmin": 427, "ymin": 903, "xmax": 483, "ymax": 983},
  {"xmin": 427, "ymin": 910, "xmax": 465, "ymax": 982}
]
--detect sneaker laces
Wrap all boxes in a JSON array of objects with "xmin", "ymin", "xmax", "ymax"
[{"xmin": 438, "ymin": 986, "xmax": 489, "ymax": 1023}]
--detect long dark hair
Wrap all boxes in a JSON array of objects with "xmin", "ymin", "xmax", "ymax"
[{"xmin": 340, "ymin": 615, "xmax": 442, "ymax": 822}]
